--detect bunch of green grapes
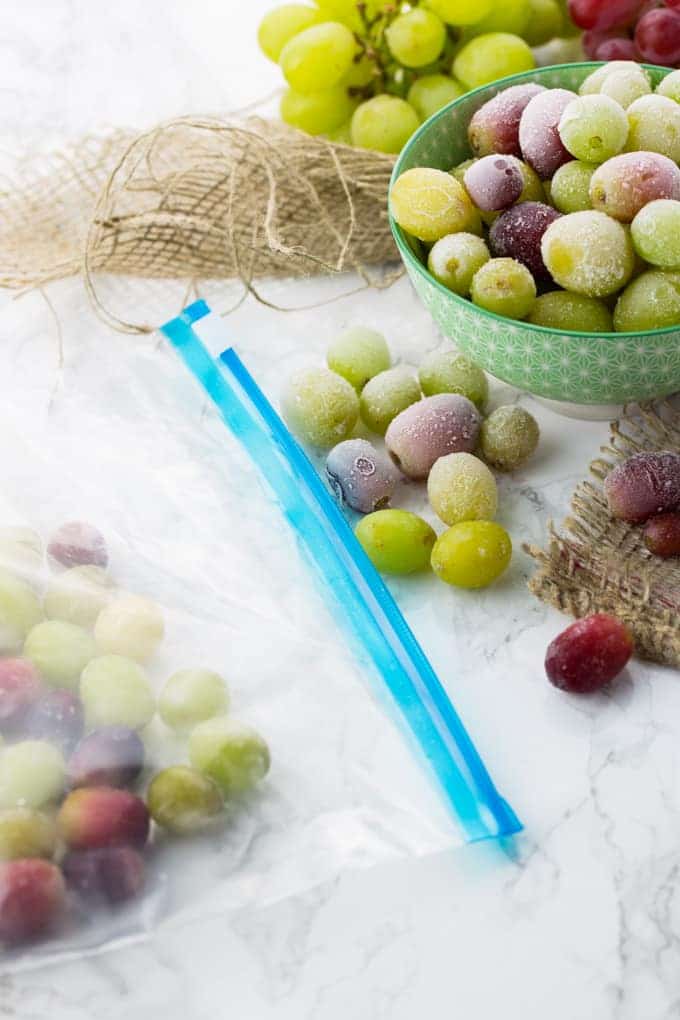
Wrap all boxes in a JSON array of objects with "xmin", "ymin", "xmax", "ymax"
[{"xmin": 258, "ymin": 0, "xmax": 574, "ymax": 153}]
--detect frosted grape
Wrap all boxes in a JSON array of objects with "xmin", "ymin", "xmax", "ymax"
[
  {"xmin": 385, "ymin": 394, "xmax": 481, "ymax": 480},
  {"xmin": 385, "ymin": 9, "xmax": 446, "ymax": 68},
  {"xmin": 280, "ymin": 87, "xmax": 356, "ymax": 135},
  {"xmin": 80, "ymin": 655, "xmax": 155, "ymax": 731},
  {"xmin": 626, "ymin": 95, "xmax": 680, "ymax": 162},
  {"xmin": 390, "ymin": 168, "xmax": 476, "ymax": 242},
  {"xmin": 189, "ymin": 717, "xmax": 270, "ymax": 797},
  {"xmin": 407, "ymin": 75, "xmax": 464, "ymax": 122},
  {"xmin": 147, "ymin": 766, "xmax": 224, "ymax": 834},
  {"xmin": 470, "ymin": 258, "xmax": 536, "ymax": 319},
  {"xmin": 418, "ymin": 350, "xmax": 488, "ymax": 410},
  {"xmin": 326, "ymin": 439, "xmax": 399, "ymax": 513},
  {"xmin": 468, "ymin": 83, "xmax": 546, "ymax": 158},
  {"xmin": 351, "ymin": 95, "xmax": 419, "ymax": 154},
  {"xmin": 550, "ymin": 160, "xmax": 596, "ymax": 213},
  {"xmin": 545, "ymin": 613, "xmax": 633, "ymax": 693},
  {"xmin": 279, "ymin": 22, "xmax": 356, "ymax": 93},
  {"xmin": 427, "ymin": 233, "xmax": 490, "ymax": 297},
  {"xmin": 44, "ymin": 565, "xmax": 115, "ymax": 629},
  {"xmin": 643, "ymin": 512, "xmax": 680, "ymax": 558},
  {"xmin": 614, "ymin": 271, "xmax": 680, "ymax": 331},
  {"xmin": 281, "ymin": 367, "xmax": 359, "ymax": 448},
  {"xmin": 258, "ymin": 4, "xmax": 322, "ymax": 62},
  {"xmin": 0, "ymin": 859, "xmax": 65, "ymax": 943},
  {"xmin": 479, "ymin": 405, "xmax": 540, "ymax": 472},
  {"xmin": 62, "ymin": 846, "xmax": 145, "ymax": 905},
  {"xmin": 453, "ymin": 33, "xmax": 535, "ymax": 91},
  {"xmin": 604, "ymin": 452, "xmax": 680, "ymax": 523},
  {"xmin": 23, "ymin": 689, "xmax": 84, "ymax": 752},
  {"xmin": 528, "ymin": 291, "xmax": 613, "ymax": 332},
  {"xmin": 656, "ymin": 69, "xmax": 680, "ymax": 105},
  {"xmin": 519, "ymin": 88, "xmax": 576, "ymax": 179},
  {"xmin": 579, "ymin": 61, "xmax": 641, "ymax": 96},
  {"xmin": 558, "ymin": 95, "xmax": 628, "ymax": 164},
  {"xmin": 0, "ymin": 741, "xmax": 65, "ymax": 810},
  {"xmin": 0, "ymin": 570, "xmax": 43, "ymax": 654},
  {"xmin": 68, "ymin": 727, "xmax": 145, "ymax": 789},
  {"xmin": 354, "ymin": 509, "xmax": 436, "ymax": 575},
  {"xmin": 47, "ymin": 522, "xmax": 108, "ymax": 572},
  {"xmin": 541, "ymin": 211, "xmax": 634, "ymax": 297},
  {"xmin": 359, "ymin": 367, "xmax": 421, "ymax": 436},
  {"xmin": 23, "ymin": 621, "xmax": 96, "ymax": 690},
  {"xmin": 631, "ymin": 200, "xmax": 680, "ymax": 269},
  {"xmin": 0, "ymin": 809, "xmax": 56, "ymax": 861},
  {"xmin": 326, "ymin": 326, "xmax": 391, "ymax": 391},
  {"xmin": 159, "ymin": 669, "xmax": 230, "ymax": 732},
  {"xmin": 0, "ymin": 658, "xmax": 43, "ymax": 735},
  {"xmin": 431, "ymin": 521, "xmax": 512, "ymax": 589},
  {"xmin": 589, "ymin": 152, "xmax": 680, "ymax": 222},
  {"xmin": 463, "ymin": 155, "xmax": 524, "ymax": 212},
  {"xmin": 58, "ymin": 787, "xmax": 149, "ymax": 850},
  {"xmin": 94, "ymin": 593, "xmax": 164, "ymax": 663},
  {"xmin": 488, "ymin": 202, "xmax": 561, "ymax": 281},
  {"xmin": 427, "ymin": 452, "xmax": 498, "ymax": 526},
  {"xmin": 600, "ymin": 66, "xmax": 652, "ymax": 109}
]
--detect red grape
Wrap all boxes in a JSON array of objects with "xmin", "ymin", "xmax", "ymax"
[
  {"xmin": 0, "ymin": 859, "xmax": 65, "ymax": 943},
  {"xmin": 58, "ymin": 787, "xmax": 150, "ymax": 850},
  {"xmin": 463, "ymin": 156, "xmax": 524, "ymax": 212},
  {"xmin": 583, "ymin": 28, "xmax": 628, "ymax": 58},
  {"xmin": 643, "ymin": 512, "xmax": 680, "ymax": 557},
  {"xmin": 665, "ymin": 0, "xmax": 680, "ymax": 10},
  {"xmin": 604, "ymin": 452, "xmax": 680, "ymax": 523},
  {"xmin": 63, "ymin": 846, "xmax": 145, "ymax": 905},
  {"xmin": 545, "ymin": 614, "xmax": 634, "ymax": 694},
  {"xmin": 468, "ymin": 84, "xmax": 546, "ymax": 158},
  {"xmin": 635, "ymin": 8, "xmax": 680, "ymax": 64},
  {"xmin": 595, "ymin": 37, "xmax": 639, "ymax": 59},
  {"xmin": 47, "ymin": 522, "xmax": 108, "ymax": 571},
  {"xmin": 489, "ymin": 202, "xmax": 562, "ymax": 280},
  {"xmin": 0, "ymin": 658, "xmax": 42, "ymax": 734},
  {"xmin": 569, "ymin": 0, "xmax": 642, "ymax": 31}
]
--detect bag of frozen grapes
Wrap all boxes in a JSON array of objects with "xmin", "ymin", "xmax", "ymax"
[{"xmin": 0, "ymin": 302, "xmax": 461, "ymax": 971}]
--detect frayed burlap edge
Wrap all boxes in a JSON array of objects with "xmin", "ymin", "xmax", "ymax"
[{"xmin": 525, "ymin": 403, "xmax": 680, "ymax": 667}]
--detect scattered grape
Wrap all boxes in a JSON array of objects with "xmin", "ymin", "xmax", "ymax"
[
  {"xmin": 351, "ymin": 95, "xmax": 420, "ymax": 153},
  {"xmin": 62, "ymin": 846, "xmax": 145, "ymax": 905},
  {"xmin": 519, "ymin": 88, "xmax": 576, "ymax": 179},
  {"xmin": 427, "ymin": 452, "xmax": 498, "ymax": 526},
  {"xmin": 390, "ymin": 168, "xmax": 476, "ymax": 242},
  {"xmin": 279, "ymin": 22, "xmax": 356, "ymax": 93},
  {"xmin": 47, "ymin": 522, "xmax": 108, "ymax": 571},
  {"xmin": 23, "ymin": 621, "xmax": 96, "ymax": 690},
  {"xmin": 468, "ymin": 83, "xmax": 546, "ymax": 157},
  {"xmin": 281, "ymin": 367, "xmax": 359, "ymax": 448},
  {"xmin": 0, "ymin": 658, "xmax": 42, "ymax": 734},
  {"xmin": 489, "ymin": 202, "xmax": 561, "ymax": 281},
  {"xmin": 80, "ymin": 655, "xmax": 155, "ymax": 731},
  {"xmin": 550, "ymin": 160, "xmax": 596, "ymax": 213},
  {"xmin": 558, "ymin": 94, "xmax": 629, "ymax": 164},
  {"xmin": 326, "ymin": 326, "xmax": 390, "ymax": 391},
  {"xmin": 643, "ymin": 512, "xmax": 680, "ymax": 558},
  {"xmin": 0, "ymin": 859, "xmax": 65, "ymax": 943},
  {"xmin": 545, "ymin": 613, "xmax": 633, "ymax": 693},
  {"xmin": 258, "ymin": 4, "xmax": 322, "ymax": 62},
  {"xmin": 58, "ymin": 787, "xmax": 150, "ymax": 850},
  {"xmin": 614, "ymin": 270, "xmax": 680, "ymax": 331},
  {"xmin": 147, "ymin": 766, "xmax": 224, "ymax": 835},
  {"xmin": 541, "ymin": 210, "xmax": 634, "ymax": 297},
  {"xmin": 631, "ymin": 199, "xmax": 680, "ymax": 268},
  {"xmin": 407, "ymin": 75, "xmax": 464, "ymax": 122},
  {"xmin": 0, "ymin": 741, "xmax": 65, "ymax": 810},
  {"xmin": 354, "ymin": 509, "xmax": 436, "ymax": 574},
  {"xmin": 0, "ymin": 570, "xmax": 43, "ymax": 654},
  {"xmin": 470, "ymin": 257, "xmax": 537, "ymax": 319},
  {"xmin": 326, "ymin": 439, "xmax": 399, "ymax": 513},
  {"xmin": 44, "ymin": 565, "xmax": 115, "ymax": 629},
  {"xmin": 431, "ymin": 520, "xmax": 512, "ymax": 588},
  {"xmin": 463, "ymin": 155, "xmax": 524, "ymax": 212},
  {"xmin": 0, "ymin": 809, "xmax": 56, "ymax": 861},
  {"xmin": 656, "ymin": 69, "xmax": 680, "ymax": 104},
  {"xmin": 528, "ymin": 291, "xmax": 613, "ymax": 331},
  {"xmin": 359, "ymin": 367, "xmax": 421, "ymax": 435},
  {"xmin": 385, "ymin": 393, "xmax": 482, "ymax": 479},
  {"xmin": 453, "ymin": 33, "xmax": 535, "ymax": 91},
  {"xmin": 159, "ymin": 669, "xmax": 230, "ymax": 732},
  {"xmin": 589, "ymin": 151, "xmax": 680, "ymax": 222},
  {"xmin": 189, "ymin": 717, "xmax": 271, "ymax": 797},
  {"xmin": 280, "ymin": 86, "xmax": 356, "ymax": 134},
  {"xmin": 626, "ymin": 94, "xmax": 680, "ymax": 162},
  {"xmin": 68, "ymin": 727, "xmax": 145, "ymax": 789},
  {"xmin": 604, "ymin": 451, "xmax": 680, "ymax": 523},
  {"xmin": 427, "ymin": 233, "xmax": 490, "ymax": 296},
  {"xmin": 418, "ymin": 350, "xmax": 488, "ymax": 409},
  {"xmin": 385, "ymin": 8, "xmax": 446, "ymax": 68},
  {"xmin": 479, "ymin": 405, "xmax": 540, "ymax": 471},
  {"xmin": 23, "ymin": 690, "xmax": 84, "ymax": 753}
]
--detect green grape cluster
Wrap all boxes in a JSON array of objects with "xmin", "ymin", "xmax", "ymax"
[{"xmin": 258, "ymin": 0, "xmax": 570, "ymax": 153}]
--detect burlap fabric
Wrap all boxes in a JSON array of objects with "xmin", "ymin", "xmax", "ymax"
[{"xmin": 526, "ymin": 403, "xmax": 680, "ymax": 667}]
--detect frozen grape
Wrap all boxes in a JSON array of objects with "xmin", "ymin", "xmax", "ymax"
[
  {"xmin": 452, "ymin": 33, "xmax": 535, "ymax": 91},
  {"xmin": 0, "ymin": 658, "xmax": 42, "ymax": 734},
  {"xmin": 390, "ymin": 168, "xmax": 476, "ymax": 243},
  {"xmin": 604, "ymin": 452, "xmax": 680, "ymax": 524},
  {"xmin": 0, "ymin": 570, "xmax": 43, "ymax": 654},
  {"xmin": 590, "ymin": 152, "xmax": 680, "ymax": 223},
  {"xmin": 279, "ymin": 22, "xmax": 356, "ymax": 93},
  {"xmin": 0, "ymin": 859, "xmax": 65, "ymax": 943},
  {"xmin": 354, "ymin": 509, "xmax": 436, "ymax": 575},
  {"xmin": 479, "ymin": 405, "xmax": 540, "ymax": 472},
  {"xmin": 58, "ymin": 787, "xmax": 150, "ymax": 850},
  {"xmin": 545, "ymin": 613, "xmax": 633, "ymax": 693},
  {"xmin": 258, "ymin": 4, "xmax": 322, "ymax": 62},
  {"xmin": 541, "ymin": 211, "xmax": 634, "ymax": 297},
  {"xmin": 427, "ymin": 452, "xmax": 498, "ymax": 526},
  {"xmin": 643, "ymin": 512, "xmax": 680, "ymax": 558},
  {"xmin": 427, "ymin": 233, "xmax": 490, "ymax": 297},
  {"xmin": 431, "ymin": 520, "xmax": 512, "ymax": 589},
  {"xmin": 463, "ymin": 155, "xmax": 524, "ymax": 212},
  {"xmin": 24, "ymin": 690, "xmax": 84, "ymax": 752},
  {"xmin": 631, "ymin": 200, "xmax": 680, "ymax": 269},
  {"xmin": 80, "ymin": 655, "xmax": 155, "ymax": 731},
  {"xmin": 385, "ymin": 8, "xmax": 446, "ymax": 68},
  {"xmin": 656, "ymin": 69, "xmax": 680, "ymax": 104},
  {"xmin": 600, "ymin": 66, "xmax": 651, "ymax": 109},
  {"xmin": 281, "ymin": 367, "xmax": 359, "ymax": 449},
  {"xmin": 0, "ymin": 741, "xmax": 65, "ymax": 810},
  {"xmin": 614, "ymin": 270, "xmax": 680, "ymax": 331},
  {"xmin": 68, "ymin": 727, "xmax": 145, "ymax": 789},
  {"xmin": 62, "ymin": 846, "xmax": 145, "ymax": 905},
  {"xmin": 407, "ymin": 75, "xmax": 464, "ymax": 122},
  {"xmin": 94, "ymin": 593, "xmax": 164, "ymax": 662},
  {"xmin": 147, "ymin": 765, "xmax": 224, "ymax": 834},
  {"xmin": 189, "ymin": 717, "xmax": 270, "ymax": 797},
  {"xmin": 0, "ymin": 809, "xmax": 56, "ymax": 861},
  {"xmin": 280, "ymin": 87, "xmax": 356, "ymax": 135},
  {"xmin": 550, "ymin": 160, "xmax": 596, "ymax": 213},
  {"xmin": 385, "ymin": 393, "xmax": 481, "ymax": 480},
  {"xmin": 558, "ymin": 95, "xmax": 628, "ymax": 164},
  {"xmin": 47, "ymin": 522, "xmax": 108, "ymax": 571},
  {"xmin": 44, "ymin": 565, "xmax": 115, "ymax": 629},
  {"xmin": 23, "ymin": 621, "xmax": 96, "ymax": 690},
  {"xmin": 528, "ymin": 291, "xmax": 613, "ymax": 332},
  {"xmin": 158, "ymin": 669, "xmax": 230, "ymax": 732},
  {"xmin": 579, "ymin": 61, "xmax": 638, "ymax": 95},
  {"xmin": 418, "ymin": 350, "xmax": 488, "ymax": 410},
  {"xmin": 326, "ymin": 327, "xmax": 390, "ymax": 391},
  {"xmin": 519, "ymin": 88, "xmax": 576, "ymax": 179},
  {"xmin": 359, "ymin": 367, "xmax": 421, "ymax": 436},
  {"xmin": 470, "ymin": 258, "xmax": 536, "ymax": 320},
  {"xmin": 626, "ymin": 95, "xmax": 680, "ymax": 162},
  {"xmin": 326, "ymin": 439, "xmax": 399, "ymax": 513},
  {"xmin": 351, "ymin": 95, "xmax": 420, "ymax": 154},
  {"xmin": 489, "ymin": 202, "xmax": 561, "ymax": 281},
  {"xmin": 468, "ymin": 83, "xmax": 546, "ymax": 158}
]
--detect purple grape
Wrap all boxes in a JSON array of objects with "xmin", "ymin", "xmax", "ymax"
[
  {"xmin": 519, "ymin": 88, "xmax": 576, "ymax": 179},
  {"xmin": 385, "ymin": 394, "xmax": 481, "ymax": 480},
  {"xmin": 463, "ymin": 155, "xmax": 524, "ymax": 212},
  {"xmin": 489, "ymin": 202, "xmax": 562, "ymax": 281},
  {"xmin": 68, "ymin": 727, "xmax": 145, "ymax": 790},
  {"xmin": 326, "ymin": 439, "xmax": 399, "ymax": 514},
  {"xmin": 604, "ymin": 452, "xmax": 680, "ymax": 524},
  {"xmin": 23, "ymin": 689, "xmax": 84, "ymax": 752},
  {"xmin": 62, "ymin": 846, "xmax": 145, "ymax": 905},
  {"xmin": 468, "ymin": 83, "xmax": 546, "ymax": 158}
]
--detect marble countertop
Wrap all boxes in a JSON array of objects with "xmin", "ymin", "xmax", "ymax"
[{"xmin": 1, "ymin": 3, "xmax": 680, "ymax": 1018}]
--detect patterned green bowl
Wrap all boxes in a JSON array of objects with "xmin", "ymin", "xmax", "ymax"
[{"xmin": 390, "ymin": 62, "xmax": 680, "ymax": 413}]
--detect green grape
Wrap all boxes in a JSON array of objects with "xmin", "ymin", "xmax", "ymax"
[
  {"xmin": 470, "ymin": 258, "xmax": 536, "ymax": 320},
  {"xmin": 280, "ymin": 86, "xmax": 356, "ymax": 134},
  {"xmin": 390, "ymin": 168, "xmax": 476, "ymax": 242},
  {"xmin": 656, "ymin": 70, "xmax": 680, "ymax": 105},
  {"xmin": 258, "ymin": 5, "xmax": 322, "ymax": 62},
  {"xmin": 428, "ymin": 452, "xmax": 498, "ymax": 526},
  {"xmin": 313, "ymin": 0, "xmax": 363, "ymax": 32},
  {"xmin": 601, "ymin": 67, "xmax": 651, "ymax": 110},
  {"xmin": 354, "ymin": 510, "xmax": 436, "ymax": 575},
  {"xmin": 558, "ymin": 95, "xmax": 628, "ymax": 165},
  {"xmin": 465, "ymin": 0, "xmax": 531, "ymax": 36},
  {"xmin": 327, "ymin": 327, "xmax": 391, "ymax": 391},
  {"xmin": 325, "ymin": 120, "xmax": 352, "ymax": 144},
  {"xmin": 541, "ymin": 211, "xmax": 634, "ymax": 298},
  {"xmin": 0, "ymin": 742, "xmax": 65, "ymax": 810},
  {"xmin": 418, "ymin": 349, "xmax": 488, "ymax": 409},
  {"xmin": 518, "ymin": 162, "xmax": 546, "ymax": 204},
  {"xmin": 94, "ymin": 594, "xmax": 165, "ymax": 663},
  {"xmin": 613, "ymin": 271, "xmax": 680, "ymax": 332},
  {"xmin": 343, "ymin": 55, "xmax": 374, "ymax": 88},
  {"xmin": 24, "ymin": 620, "xmax": 96, "ymax": 689},
  {"xmin": 579, "ymin": 61, "xmax": 634, "ymax": 96},
  {"xmin": 359, "ymin": 367, "xmax": 421, "ymax": 435},
  {"xmin": 431, "ymin": 520, "xmax": 512, "ymax": 588},
  {"xmin": 189, "ymin": 717, "xmax": 270, "ymax": 797},
  {"xmin": 424, "ymin": 0, "xmax": 493, "ymax": 26},
  {"xmin": 0, "ymin": 808, "xmax": 56, "ymax": 860},
  {"xmin": 279, "ymin": 21, "xmax": 356, "ymax": 94},
  {"xmin": 44, "ymin": 565, "xmax": 115, "ymax": 628},
  {"xmin": 523, "ymin": 0, "xmax": 563, "ymax": 46},
  {"xmin": 631, "ymin": 200, "xmax": 680, "ymax": 270},
  {"xmin": 453, "ymin": 33, "xmax": 535, "ymax": 91},
  {"xmin": 626, "ymin": 95, "xmax": 680, "ymax": 163},
  {"xmin": 281, "ymin": 366, "xmax": 359, "ymax": 447},
  {"xmin": 159, "ymin": 669, "xmax": 230, "ymax": 732},
  {"xmin": 479, "ymin": 405, "xmax": 540, "ymax": 472},
  {"xmin": 385, "ymin": 9, "xmax": 446, "ymax": 69},
  {"xmin": 351, "ymin": 95, "xmax": 420, "ymax": 154},
  {"xmin": 0, "ymin": 569, "xmax": 43, "ymax": 653},
  {"xmin": 550, "ymin": 160, "xmax": 596, "ymax": 213},
  {"xmin": 147, "ymin": 766, "xmax": 223, "ymax": 835},
  {"xmin": 427, "ymin": 233, "xmax": 490, "ymax": 298},
  {"xmin": 528, "ymin": 291, "xmax": 613, "ymax": 332},
  {"xmin": 407, "ymin": 75, "xmax": 464, "ymax": 122},
  {"xmin": 80, "ymin": 655, "xmax": 155, "ymax": 730}
]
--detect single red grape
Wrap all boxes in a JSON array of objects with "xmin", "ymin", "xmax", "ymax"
[
  {"xmin": 643, "ymin": 512, "xmax": 680, "ymax": 557},
  {"xmin": 545, "ymin": 614, "xmax": 634, "ymax": 694},
  {"xmin": 583, "ymin": 28, "xmax": 628, "ymax": 58},
  {"xmin": 63, "ymin": 846, "xmax": 145, "ymax": 905},
  {"xmin": 635, "ymin": 8, "xmax": 680, "ymax": 64},
  {"xmin": 0, "ymin": 859, "xmax": 66, "ymax": 943},
  {"xmin": 569, "ymin": 0, "xmax": 642, "ymax": 31},
  {"xmin": 595, "ymin": 36, "xmax": 639, "ymax": 58}
]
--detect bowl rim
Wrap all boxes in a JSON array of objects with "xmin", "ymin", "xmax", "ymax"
[{"xmin": 389, "ymin": 60, "xmax": 680, "ymax": 342}]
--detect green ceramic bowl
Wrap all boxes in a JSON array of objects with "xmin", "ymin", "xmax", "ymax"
[{"xmin": 390, "ymin": 62, "xmax": 680, "ymax": 413}]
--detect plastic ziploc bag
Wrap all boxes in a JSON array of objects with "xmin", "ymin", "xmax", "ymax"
[{"xmin": 0, "ymin": 299, "xmax": 519, "ymax": 972}]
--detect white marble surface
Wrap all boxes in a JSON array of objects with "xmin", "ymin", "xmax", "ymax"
[{"xmin": 1, "ymin": 3, "xmax": 680, "ymax": 1018}]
